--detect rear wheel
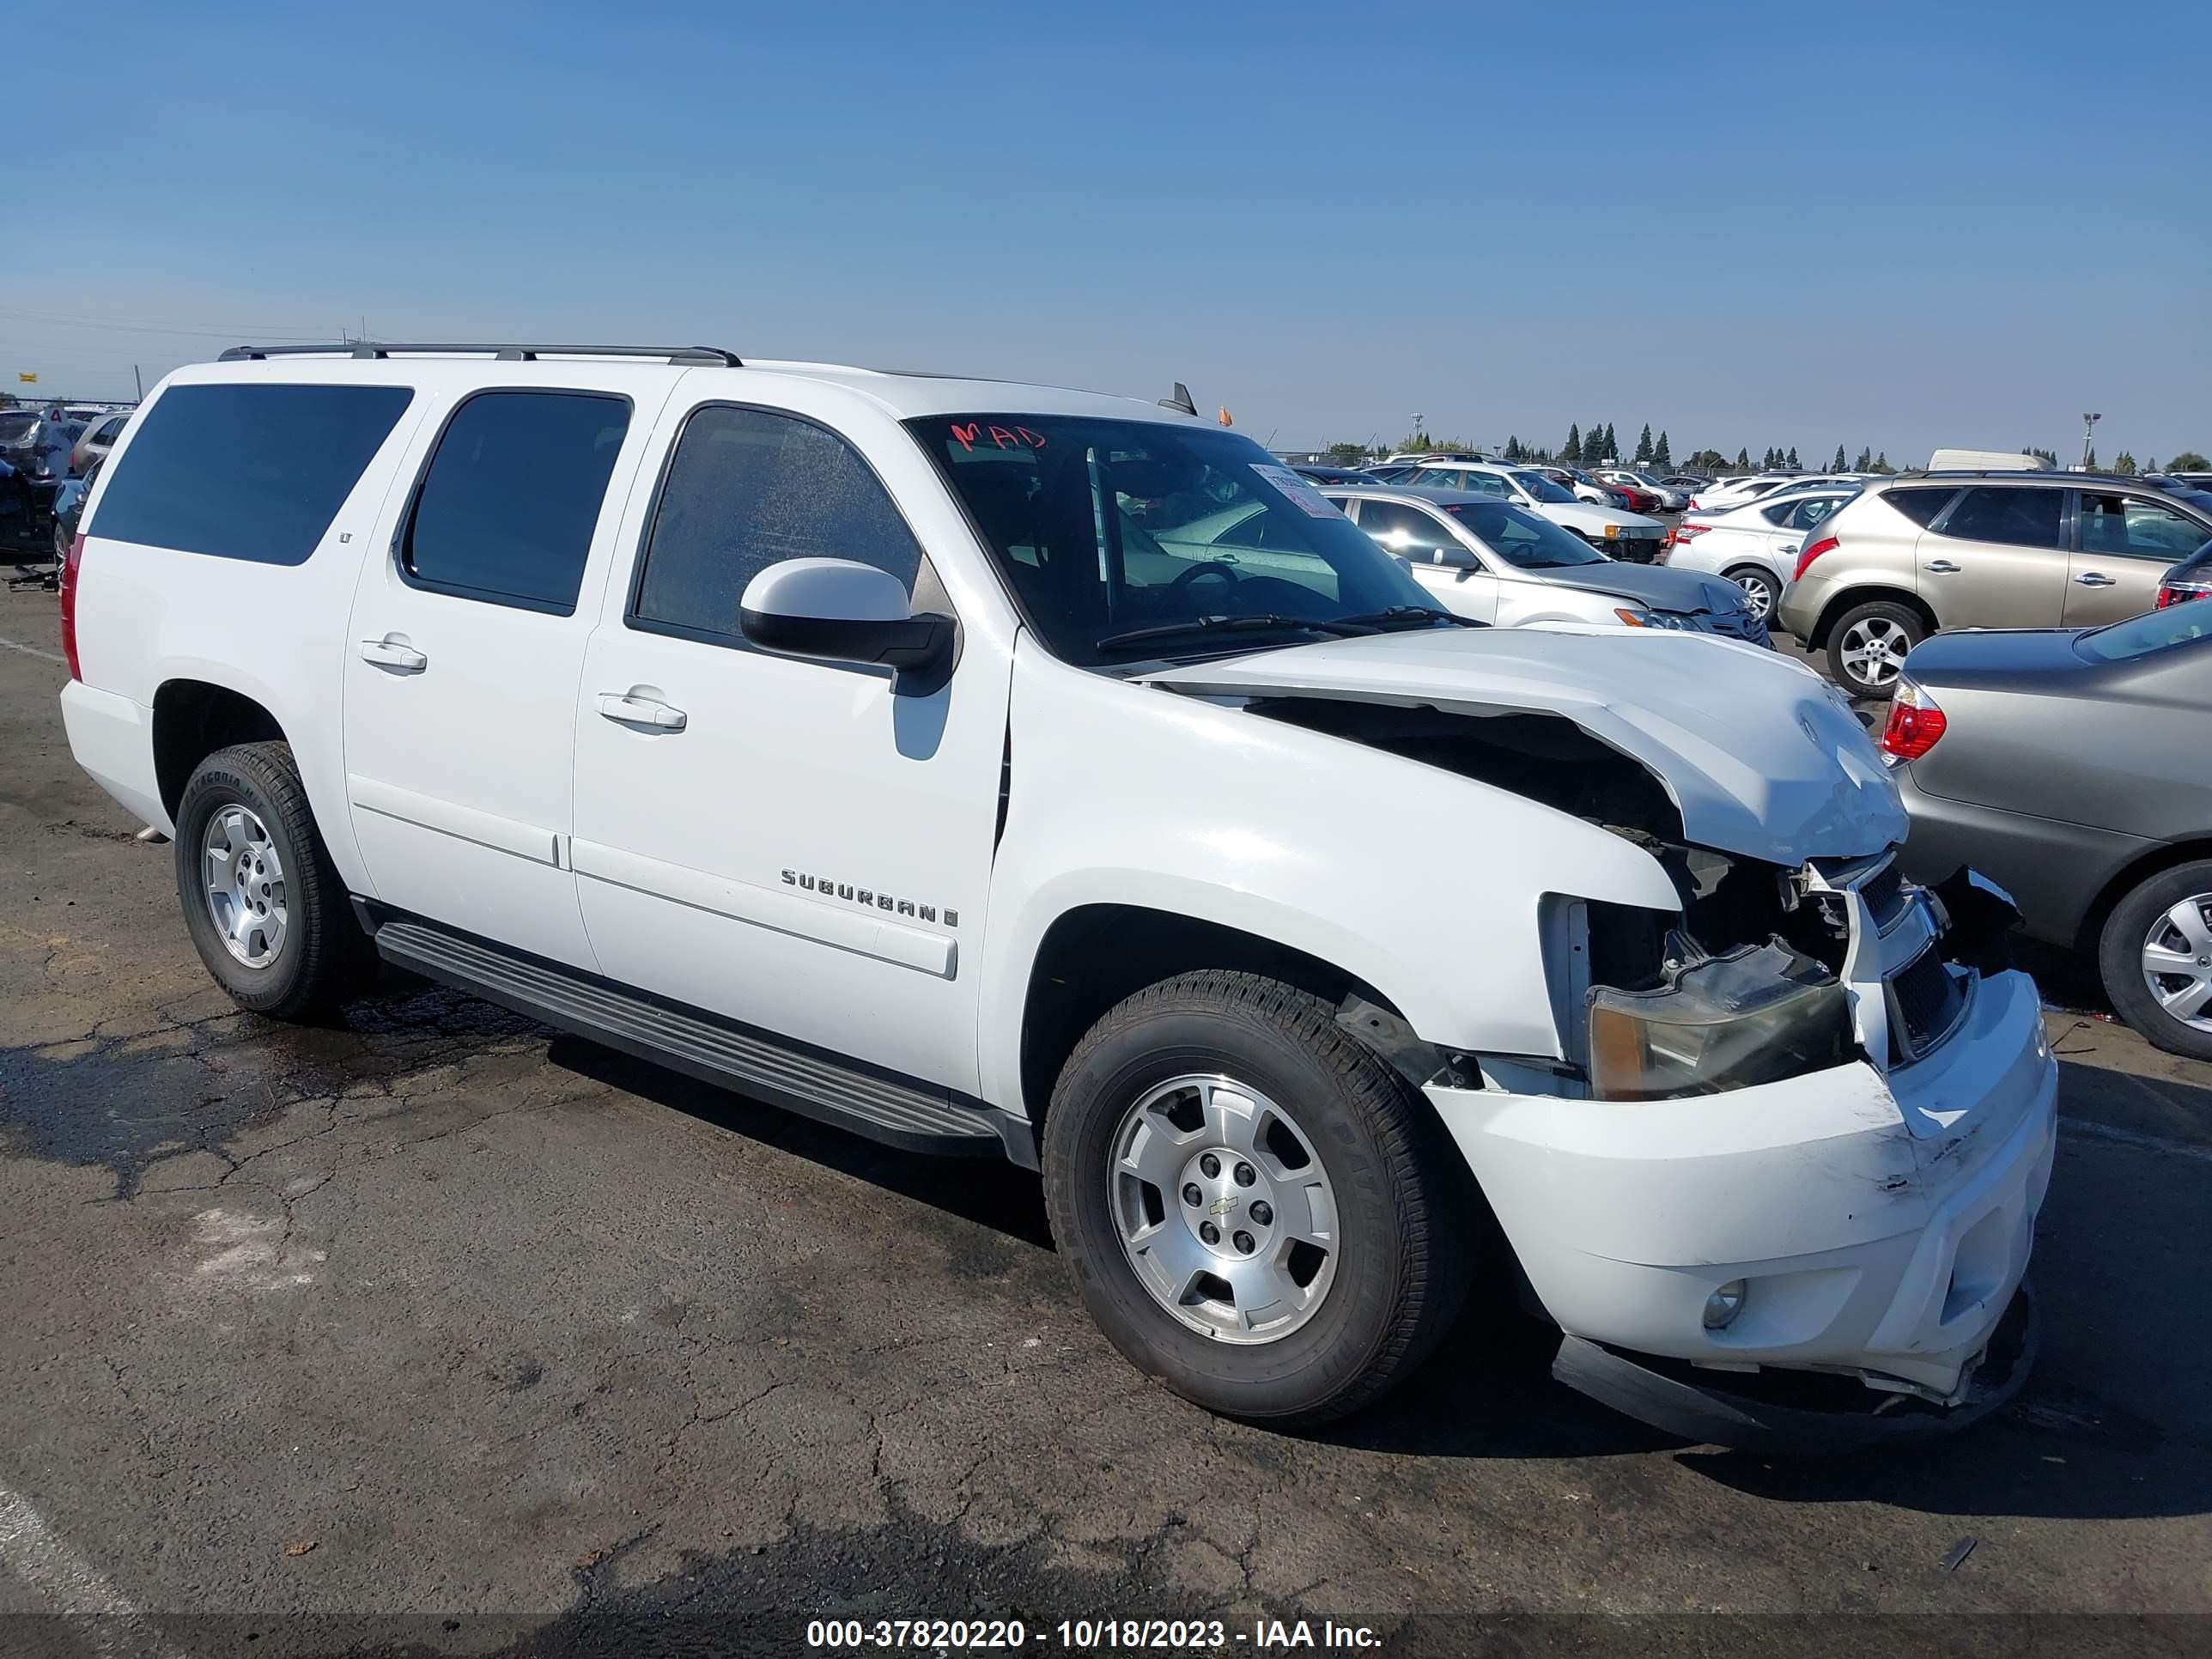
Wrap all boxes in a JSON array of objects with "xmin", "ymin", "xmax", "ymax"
[
  {"xmin": 1724, "ymin": 565, "xmax": 1780, "ymax": 623},
  {"xmin": 1826, "ymin": 599, "xmax": 1924, "ymax": 697},
  {"xmin": 1042, "ymin": 971, "xmax": 1473, "ymax": 1426},
  {"xmin": 174, "ymin": 742, "xmax": 374, "ymax": 1018},
  {"xmin": 2100, "ymin": 861, "xmax": 2212, "ymax": 1061}
]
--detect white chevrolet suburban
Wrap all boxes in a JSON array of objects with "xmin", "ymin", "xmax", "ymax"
[{"xmin": 58, "ymin": 343, "xmax": 2054, "ymax": 1448}]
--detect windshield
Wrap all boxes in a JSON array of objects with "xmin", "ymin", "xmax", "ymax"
[
  {"xmin": 1510, "ymin": 470, "xmax": 1576, "ymax": 504},
  {"xmin": 1443, "ymin": 501, "xmax": 1608, "ymax": 568},
  {"xmin": 2076, "ymin": 603, "xmax": 2212, "ymax": 663},
  {"xmin": 0, "ymin": 413, "xmax": 39, "ymax": 443},
  {"xmin": 909, "ymin": 416, "xmax": 1437, "ymax": 665}
]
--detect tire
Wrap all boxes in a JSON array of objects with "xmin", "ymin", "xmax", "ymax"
[
  {"xmin": 1042, "ymin": 971, "xmax": 1474, "ymax": 1426},
  {"xmin": 173, "ymin": 741, "xmax": 374, "ymax": 1018},
  {"xmin": 1825, "ymin": 599, "xmax": 1924, "ymax": 698},
  {"xmin": 2098, "ymin": 860, "xmax": 2212, "ymax": 1062},
  {"xmin": 1723, "ymin": 564, "xmax": 1781, "ymax": 625}
]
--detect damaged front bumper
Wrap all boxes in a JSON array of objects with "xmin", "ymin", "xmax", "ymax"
[{"xmin": 1425, "ymin": 963, "xmax": 2057, "ymax": 1452}]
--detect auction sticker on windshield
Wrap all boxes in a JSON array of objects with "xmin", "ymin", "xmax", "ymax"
[{"xmin": 1250, "ymin": 463, "xmax": 1342, "ymax": 517}]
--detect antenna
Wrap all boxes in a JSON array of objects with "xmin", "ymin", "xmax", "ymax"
[{"xmin": 1158, "ymin": 382, "xmax": 1196, "ymax": 416}]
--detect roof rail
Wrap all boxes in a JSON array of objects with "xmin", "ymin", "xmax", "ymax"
[{"xmin": 216, "ymin": 342, "xmax": 744, "ymax": 367}]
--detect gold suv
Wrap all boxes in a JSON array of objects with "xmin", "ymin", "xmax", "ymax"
[{"xmin": 1777, "ymin": 471, "xmax": 2211, "ymax": 696}]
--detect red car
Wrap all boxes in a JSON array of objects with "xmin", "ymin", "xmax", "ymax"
[{"xmin": 1594, "ymin": 471, "xmax": 1662, "ymax": 514}]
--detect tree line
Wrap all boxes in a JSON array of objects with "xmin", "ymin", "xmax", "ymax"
[
  {"xmin": 1328, "ymin": 422, "xmax": 1904, "ymax": 474},
  {"xmin": 1326, "ymin": 426, "xmax": 2211, "ymax": 477}
]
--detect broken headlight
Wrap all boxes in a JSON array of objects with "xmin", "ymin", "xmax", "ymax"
[{"xmin": 1588, "ymin": 939, "xmax": 1852, "ymax": 1102}]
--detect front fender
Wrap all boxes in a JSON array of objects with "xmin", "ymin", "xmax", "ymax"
[{"xmin": 975, "ymin": 641, "xmax": 1680, "ymax": 1113}]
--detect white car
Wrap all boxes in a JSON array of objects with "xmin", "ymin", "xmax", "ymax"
[
  {"xmin": 1663, "ymin": 485, "xmax": 1860, "ymax": 623},
  {"xmin": 1689, "ymin": 473, "xmax": 1863, "ymax": 514},
  {"xmin": 59, "ymin": 341, "xmax": 2051, "ymax": 1448},
  {"xmin": 1595, "ymin": 469, "xmax": 1689, "ymax": 512},
  {"xmin": 1404, "ymin": 461, "xmax": 1668, "ymax": 562},
  {"xmin": 1328, "ymin": 486, "xmax": 1770, "ymax": 643}
]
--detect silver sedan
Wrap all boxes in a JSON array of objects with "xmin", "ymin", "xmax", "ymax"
[{"xmin": 1323, "ymin": 486, "xmax": 1771, "ymax": 643}]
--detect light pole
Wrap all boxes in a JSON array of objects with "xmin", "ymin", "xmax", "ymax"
[
  {"xmin": 2081, "ymin": 412, "xmax": 2100, "ymax": 469},
  {"xmin": 1410, "ymin": 413, "xmax": 1423, "ymax": 451}
]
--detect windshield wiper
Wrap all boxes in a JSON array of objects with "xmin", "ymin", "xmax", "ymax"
[
  {"xmin": 1330, "ymin": 605, "xmax": 1485, "ymax": 630},
  {"xmin": 1093, "ymin": 614, "xmax": 1371, "ymax": 653}
]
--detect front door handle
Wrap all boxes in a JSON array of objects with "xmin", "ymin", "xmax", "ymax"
[
  {"xmin": 1923, "ymin": 560, "xmax": 1961, "ymax": 574},
  {"xmin": 2075, "ymin": 571, "xmax": 2116, "ymax": 587},
  {"xmin": 596, "ymin": 692, "xmax": 688, "ymax": 732},
  {"xmin": 359, "ymin": 639, "xmax": 428, "ymax": 672}
]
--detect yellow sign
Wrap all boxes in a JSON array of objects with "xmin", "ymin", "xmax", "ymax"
[{"xmin": 15, "ymin": 372, "xmax": 35, "ymax": 384}]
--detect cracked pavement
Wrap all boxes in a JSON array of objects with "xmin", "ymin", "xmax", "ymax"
[{"xmin": 2, "ymin": 587, "xmax": 2211, "ymax": 1655}]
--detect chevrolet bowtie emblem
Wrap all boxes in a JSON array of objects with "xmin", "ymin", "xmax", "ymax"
[{"xmin": 1208, "ymin": 1196, "xmax": 1237, "ymax": 1217}]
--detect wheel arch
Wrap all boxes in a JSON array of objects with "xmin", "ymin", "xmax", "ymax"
[
  {"xmin": 1810, "ymin": 585, "xmax": 1935, "ymax": 652},
  {"xmin": 2075, "ymin": 837, "xmax": 2212, "ymax": 957},
  {"xmin": 151, "ymin": 678, "xmax": 291, "ymax": 821},
  {"xmin": 1014, "ymin": 902, "xmax": 1404, "ymax": 1134}
]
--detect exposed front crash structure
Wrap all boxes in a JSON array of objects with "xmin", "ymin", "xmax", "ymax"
[{"xmin": 1145, "ymin": 630, "xmax": 2056, "ymax": 1450}]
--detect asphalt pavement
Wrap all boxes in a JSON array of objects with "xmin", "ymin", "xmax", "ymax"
[{"xmin": 2, "ymin": 586, "xmax": 2209, "ymax": 1656}]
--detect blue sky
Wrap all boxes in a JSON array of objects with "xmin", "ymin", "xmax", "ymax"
[{"xmin": 8, "ymin": 0, "xmax": 2206, "ymax": 464}]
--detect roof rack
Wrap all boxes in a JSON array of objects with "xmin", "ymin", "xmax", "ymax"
[{"xmin": 216, "ymin": 342, "xmax": 744, "ymax": 367}]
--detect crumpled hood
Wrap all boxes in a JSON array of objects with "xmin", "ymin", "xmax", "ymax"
[
  {"xmin": 1531, "ymin": 561, "xmax": 1747, "ymax": 615},
  {"xmin": 1141, "ymin": 628, "xmax": 1905, "ymax": 864}
]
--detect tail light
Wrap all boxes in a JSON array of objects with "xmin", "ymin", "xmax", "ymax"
[
  {"xmin": 1672, "ymin": 523, "xmax": 1711, "ymax": 544},
  {"xmin": 59, "ymin": 533, "xmax": 84, "ymax": 679},
  {"xmin": 1795, "ymin": 533, "xmax": 1839, "ymax": 580},
  {"xmin": 2156, "ymin": 580, "xmax": 2209, "ymax": 609},
  {"xmin": 1879, "ymin": 678, "xmax": 1946, "ymax": 761}
]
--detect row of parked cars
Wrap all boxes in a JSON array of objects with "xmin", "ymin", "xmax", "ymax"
[
  {"xmin": 0, "ymin": 402, "xmax": 135, "ymax": 556},
  {"xmin": 1287, "ymin": 453, "xmax": 2212, "ymax": 1064}
]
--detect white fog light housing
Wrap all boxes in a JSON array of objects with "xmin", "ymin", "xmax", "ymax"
[
  {"xmin": 1588, "ymin": 940, "xmax": 1852, "ymax": 1102},
  {"xmin": 1704, "ymin": 1279, "xmax": 1747, "ymax": 1330}
]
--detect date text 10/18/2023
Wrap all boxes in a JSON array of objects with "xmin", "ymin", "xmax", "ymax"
[{"xmin": 805, "ymin": 1616, "xmax": 1384, "ymax": 1650}]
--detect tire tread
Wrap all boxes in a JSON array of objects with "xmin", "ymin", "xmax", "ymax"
[
  {"xmin": 175, "ymin": 741, "xmax": 372, "ymax": 1018},
  {"xmin": 1043, "ymin": 969, "xmax": 1470, "ymax": 1426}
]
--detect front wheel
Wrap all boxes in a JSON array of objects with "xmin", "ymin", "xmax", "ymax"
[
  {"xmin": 1826, "ymin": 599, "xmax": 1924, "ymax": 697},
  {"xmin": 173, "ymin": 742, "xmax": 374, "ymax": 1018},
  {"xmin": 2099, "ymin": 861, "xmax": 2212, "ymax": 1061},
  {"xmin": 1724, "ymin": 564, "xmax": 1781, "ymax": 624},
  {"xmin": 1042, "ymin": 971, "xmax": 1473, "ymax": 1426}
]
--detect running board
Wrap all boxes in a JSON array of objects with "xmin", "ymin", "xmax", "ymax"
[{"xmin": 369, "ymin": 917, "xmax": 1022, "ymax": 1162}]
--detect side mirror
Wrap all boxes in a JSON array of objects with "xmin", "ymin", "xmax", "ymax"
[
  {"xmin": 1432, "ymin": 544, "xmax": 1480, "ymax": 570},
  {"xmin": 739, "ymin": 558, "xmax": 956, "ymax": 695}
]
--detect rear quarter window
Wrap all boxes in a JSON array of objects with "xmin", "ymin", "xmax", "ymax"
[
  {"xmin": 87, "ymin": 383, "xmax": 414, "ymax": 564},
  {"xmin": 1884, "ymin": 486, "xmax": 1960, "ymax": 529}
]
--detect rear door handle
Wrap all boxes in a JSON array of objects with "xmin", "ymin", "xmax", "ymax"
[
  {"xmin": 358, "ymin": 639, "xmax": 428, "ymax": 672},
  {"xmin": 596, "ymin": 692, "xmax": 688, "ymax": 732},
  {"xmin": 2075, "ymin": 571, "xmax": 2116, "ymax": 587},
  {"xmin": 1923, "ymin": 560, "xmax": 1961, "ymax": 574}
]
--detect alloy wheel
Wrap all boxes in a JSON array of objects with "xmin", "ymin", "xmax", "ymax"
[
  {"xmin": 1731, "ymin": 571, "xmax": 1778, "ymax": 622},
  {"xmin": 1839, "ymin": 616, "xmax": 1911, "ymax": 689},
  {"xmin": 1108, "ymin": 1074, "xmax": 1338, "ymax": 1345},
  {"xmin": 202, "ymin": 804, "xmax": 288, "ymax": 968}
]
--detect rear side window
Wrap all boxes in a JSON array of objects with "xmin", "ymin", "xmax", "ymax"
[
  {"xmin": 1353, "ymin": 500, "xmax": 1463, "ymax": 562},
  {"xmin": 2078, "ymin": 492, "xmax": 2209, "ymax": 559},
  {"xmin": 630, "ymin": 404, "xmax": 922, "ymax": 645},
  {"xmin": 1886, "ymin": 487, "xmax": 1960, "ymax": 528},
  {"xmin": 1938, "ymin": 486, "xmax": 2063, "ymax": 549},
  {"xmin": 86, "ymin": 383, "xmax": 414, "ymax": 564},
  {"xmin": 402, "ymin": 390, "xmax": 631, "ymax": 614}
]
